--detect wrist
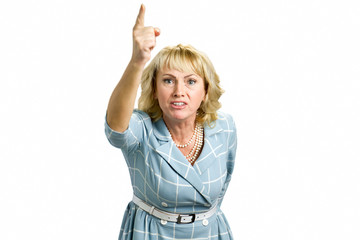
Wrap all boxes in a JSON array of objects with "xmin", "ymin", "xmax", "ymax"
[{"xmin": 129, "ymin": 58, "xmax": 147, "ymax": 70}]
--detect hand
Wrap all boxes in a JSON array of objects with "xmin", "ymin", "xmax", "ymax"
[{"xmin": 131, "ymin": 4, "xmax": 160, "ymax": 67}]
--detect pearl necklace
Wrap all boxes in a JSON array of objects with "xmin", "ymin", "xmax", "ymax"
[
  {"xmin": 173, "ymin": 124, "xmax": 199, "ymax": 148},
  {"xmin": 186, "ymin": 125, "xmax": 203, "ymax": 164},
  {"xmin": 167, "ymin": 123, "xmax": 204, "ymax": 165}
]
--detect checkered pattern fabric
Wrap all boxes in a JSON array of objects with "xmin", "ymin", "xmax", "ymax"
[{"xmin": 105, "ymin": 109, "xmax": 237, "ymax": 240}]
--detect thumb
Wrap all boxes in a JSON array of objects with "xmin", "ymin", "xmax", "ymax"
[{"xmin": 134, "ymin": 4, "xmax": 145, "ymax": 28}]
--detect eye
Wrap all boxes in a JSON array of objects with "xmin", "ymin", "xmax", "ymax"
[
  {"xmin": 163, "ymin": 79, "xmax": 174, "ymax": 84},
  {"xmin": 187, "ymin": 79, "xmax": 197, "ymax": 85}
]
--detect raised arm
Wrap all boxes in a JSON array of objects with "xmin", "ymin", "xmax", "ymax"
[{"xmin": 106, "ymin": 4, "xmax": 160, "ymax": 132}]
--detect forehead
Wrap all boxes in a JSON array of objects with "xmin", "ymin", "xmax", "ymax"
[
  {"xmin": 157, "ymin": 67, "xmax": 201, "ymax": 78},
  {"xmin": 157, "ymin": 51, "xmax": 204, "ymax": 78}
]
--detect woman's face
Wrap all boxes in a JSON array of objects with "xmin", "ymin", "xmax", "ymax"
[{"xmin": 154, "ymin": 67, "xmax": 206, "ymax": 124}]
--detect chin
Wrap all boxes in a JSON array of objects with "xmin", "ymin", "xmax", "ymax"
[
  {"xmin": 166, "ymin": 111, "xmax": 195, "ymax": 122},
  {"xmin": 170, "ymin": 114, "xmax": 186, "ymax": 121}
]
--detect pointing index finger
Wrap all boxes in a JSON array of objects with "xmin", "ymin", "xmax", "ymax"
[{"xmin": 134, "ymin": 4, "xmax": 145, "ymax": 28}]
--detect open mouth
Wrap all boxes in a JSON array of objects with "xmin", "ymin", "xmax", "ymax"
[
  {"xmin": 171, "ymin": 101, "xmax": 187, "ymax": 108},
  {"xmin": 172, "ymin": 102, "xmax": 185, "ymax": 106}
]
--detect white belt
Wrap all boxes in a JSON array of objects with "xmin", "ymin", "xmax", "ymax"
[{"xmin": 132, "ymin": 195, "xmax": 218, "ymax": 224}]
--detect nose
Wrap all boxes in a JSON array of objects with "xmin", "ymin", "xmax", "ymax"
[{"xmin": 173, "ymin": 81, "xmax": 185, "ymax": 97}]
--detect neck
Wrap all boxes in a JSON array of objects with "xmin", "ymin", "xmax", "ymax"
[{"xmin": 163, "ymin": 116, "xmax": 196, "ymax": 144}]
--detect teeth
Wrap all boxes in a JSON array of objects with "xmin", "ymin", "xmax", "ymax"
[{"xmin": 173, "ymin": 102, "xmax": 185, "ymax": 106}]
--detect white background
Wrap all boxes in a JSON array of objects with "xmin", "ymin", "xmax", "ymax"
[{"xmin": 1, "ymin": 0, "xmax": 360, "ymax": 239}]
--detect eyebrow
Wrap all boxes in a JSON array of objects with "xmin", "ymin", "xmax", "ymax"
[{"xmin": 162, "ymin": 74, "xmax": 197, "ymax": 78}]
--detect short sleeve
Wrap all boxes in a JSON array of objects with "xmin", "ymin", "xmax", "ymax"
[
  {"xmin": 227, "ymin": 114, "xmax": 237, "ymax": 175},
  {"xmin": 104, "ymin": 109, "xmax": 150, "ymax": 152},
  {"xmin": 217, "ymin": 113, "xmax": 238, "ymax": 206}
]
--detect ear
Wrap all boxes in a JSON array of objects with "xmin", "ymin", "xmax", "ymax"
[
  {"xmin": 203, "ymin": 81, "xmax": 208, "ymax": 101},
  {"xmin": 202, "ymin": 92, "xmax": 207, "ymax": 101},
  {"xmin": 153, "ymin": 86, "xmax": 159, "ymax": 99},
  {"xmin": 153, "ymin": 78, "xmax": 158, "ymax": 99}
]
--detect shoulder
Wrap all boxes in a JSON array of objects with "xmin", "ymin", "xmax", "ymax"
[
  {"xmin": 214, "ymin": 111, "xmax": 236, "ymax": 131},
  {"xmin": 132, "ymin": 109, "xmax": 151, "ymax": 121},
  {"xmin": 132, "ymin": 109, "xmax": 169, "ymax": 140},
  {"xmin": 204, "ymin": 111, "xmax": 236, "ymax": 139},
  {"xmin": 129, "ymin": 109, "xmax": 153, "ymax": 128},
  {"xmin": 217, "ymin": 111, "xmax": 235, "ymax": 122}
]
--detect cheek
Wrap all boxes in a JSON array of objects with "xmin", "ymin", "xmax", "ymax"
[
  {"xmin": 155, "ymin": 88, "xmax": 169, "ymax": 104},
  {"xmin": 198, "ymin": 88, "xmax": 206, "ymax": 102},
  {"xmin": 191, "ymin": 91, "xmax": 205, "ymax": 108}
]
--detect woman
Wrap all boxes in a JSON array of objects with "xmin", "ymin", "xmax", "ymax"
[{"xmin": 105, "ymin": 4, "xmax": 237, "ymax": 240}]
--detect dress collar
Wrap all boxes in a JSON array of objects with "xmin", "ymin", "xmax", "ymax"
[{"xmin": 153, "ymin": 117, "xmax": 224, "ymax": 141}]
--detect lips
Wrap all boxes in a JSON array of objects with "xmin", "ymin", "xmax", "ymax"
[
  {"xmin": 172, "ymin": 102, "xmax": 185, "ymax": 106},
  {"xmin": 171, "ymin": 101, "xmax": 187, "ymax": 109}
]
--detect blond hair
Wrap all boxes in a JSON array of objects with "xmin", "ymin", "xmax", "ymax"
[{"xmin": 138, "ymin": 44, "xmax": 224, "ymax": 127}]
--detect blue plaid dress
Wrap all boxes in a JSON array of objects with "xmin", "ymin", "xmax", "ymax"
[{"xmin": 105, "ymin": 109, "xmax": 237, "ymax": 240}]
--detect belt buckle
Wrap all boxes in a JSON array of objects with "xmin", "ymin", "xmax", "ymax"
[{"xmin": 177, "ymin": 214, "xmax": 196, "ymax": 224}]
